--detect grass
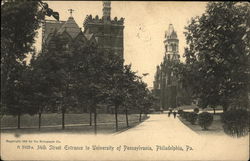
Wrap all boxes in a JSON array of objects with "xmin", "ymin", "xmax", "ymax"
[
  {"xmin": 0, "ymin": 113, "xmax": 148, "ymax": 134},
  {"xmin": 178, "ymin": 114, "xmax": 225, "ymax": 135}
]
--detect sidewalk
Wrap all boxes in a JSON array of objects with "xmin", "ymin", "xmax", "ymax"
[{"xmin": 1, "ymin": 114, "xmax": 249, "ymax": 160}]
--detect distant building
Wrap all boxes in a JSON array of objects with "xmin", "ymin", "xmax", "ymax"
[
  {"xmin": 164, "ymin": 24, "xmax": 180, "ymax": 61},
  {"xmin": 153, "ymin": 24, "xmax": 191, "ymax": 110},
  {"xmin": 42, "ymin": 1, "xmax": 124, "ymax": 58}
]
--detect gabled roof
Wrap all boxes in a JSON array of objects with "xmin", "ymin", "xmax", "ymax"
[
  {"xmin": 75, "ymin": 31, "xmax": 87, "ymax": 43},
  {"xmin": 58, "ymin": 16, "xmax": 81, "ymax": 39},
  {"xmin": 88, "ymin": 34, "xmax": 98, "ymax": 46},
  {"xmin": 42, "ymin": 16, "xmax": 99, "ymax": 48},
  {"xmin": 84, "ymin": 33, "xmax": 94, "ymax": 40},
  {"xmin": 43, "ymin": 20, "xmax": 65, "ymax": 43}
]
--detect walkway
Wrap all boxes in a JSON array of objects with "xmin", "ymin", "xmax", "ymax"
[
  {"xmin": 115, "ymin": 114, "xmax": 249, "ymax": 160},
  {"xmin": 1, "ymin": 114, "xmax": 249, "ymax": 160}
]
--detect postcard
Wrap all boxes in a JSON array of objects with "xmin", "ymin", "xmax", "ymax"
[{"xmin": 1, "ymin": 1, "xmax": 249, "ymax": 160}]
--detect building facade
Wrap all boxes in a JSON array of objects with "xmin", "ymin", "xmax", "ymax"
[
  {"xmin": 42, "ymin": 1, "xmax": 124, "ymax": 58},
  {"xmin": 153, "ymin": 24, "xmax": 190, "ymax": 110},
  {"xmin": 83, "ymin": 1, "xmax": 124, "ymax": 57}
]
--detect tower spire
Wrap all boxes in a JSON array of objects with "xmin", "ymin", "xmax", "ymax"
[
  {"xmin": 164, "ymin": 24, "xmax": 179, "ymax": 61},
  {"xmin": 68, "ymin": 9, "xmax": 75, "ymax": 17},
  {"xmin": 103, "ymin": 1, "xmax": 111, "ymax": 20}
]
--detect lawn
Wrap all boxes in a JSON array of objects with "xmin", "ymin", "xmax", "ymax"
[
  {"xmin": 0, "ymin": 113, "xmax": 148, "ymax": 134},
  {"xmin": 178, "ymin": 114, "xmax": 225, "ymax": 135}
]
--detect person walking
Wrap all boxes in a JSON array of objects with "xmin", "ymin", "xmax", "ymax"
[
  {"xmin": 173, "ymin": 111, "xmax": 177, "ymax": 118},
  {"xmin": 168, "ymin": 111, "xmax": 171, "ymax": 117}
]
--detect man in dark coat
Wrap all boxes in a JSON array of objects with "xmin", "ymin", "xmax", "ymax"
[{"xmin": 173, "ymin": 111, "xmax": 177, "ymax": 118}]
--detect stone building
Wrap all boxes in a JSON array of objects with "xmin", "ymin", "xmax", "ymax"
[
  {"xmin": 42, "ymin": 1, "xmax": 124, "ymax": 58},
  {"xmin": 83, "ymin": 1, "xmax": 124, "ymax": 57},
  {"xmin": 153, "ymin": 24, "xmax": 190, "ymax": 110}
]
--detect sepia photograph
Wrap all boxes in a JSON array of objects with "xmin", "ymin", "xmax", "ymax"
[{"xmin": 1, "ymin": 0, "xmax": 249, "ymax": 160}]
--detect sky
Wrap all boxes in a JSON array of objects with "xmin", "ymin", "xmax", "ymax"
[{"xmin": 35, "ymin": 1, "xmax": 208, "ymax": 88}]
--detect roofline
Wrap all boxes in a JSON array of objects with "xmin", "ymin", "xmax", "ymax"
[{"xmin": 44, "ymin": 20, "xmax": 66, "ymax": 23}]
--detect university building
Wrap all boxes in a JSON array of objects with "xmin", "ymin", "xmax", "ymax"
[
  {"xmin": 153, "ymin": 24, "xmax": 191, "ymax": 110},
  {"xmin": 41, "ymin": 1, "xmax": 124, "ymax": 113},
  {"xmin": 42, "ymin": 1, "xmax": 124, "ymax": 58}
]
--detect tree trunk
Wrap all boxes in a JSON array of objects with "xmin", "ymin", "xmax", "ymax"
[
  {"xmin": 17, "ymin": 113, "xmax": 21, "ymax": 129},
  {"xmin": 139, "ymin": 111, "xmax": 142, "ymax": 122},
  {"xmin": 223, "ymin": 104, "xmax": 229, "ymax": 113},
  {"xmin": 115, "ymin": 105, "xmax": 118, "ymax": 132},
  {"xmin": 94, "ymin": 108, "xmax": 97, "ymax": 135},
  {"xmin": 38, "ymin": 112, "xmax": 42, "ymax": 130},
  {"xmin": 145, "ymin": 111, "xmax": 148, "ymax": 118},
  {"xmin": 89, "ymin": 110, "xmax": 92, "ymax": 126},
  {"xmin": 62, "ymin": 109, "xmax": 65, "ymax": 130},
  {"xmin": 125, "ymin": 108, "xmax": 129, "ymax": 127}
]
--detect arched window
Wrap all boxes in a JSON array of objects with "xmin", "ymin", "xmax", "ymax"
[{"xmin": 172, "ymin": 44, "xmax": 176, "ymax": 52}]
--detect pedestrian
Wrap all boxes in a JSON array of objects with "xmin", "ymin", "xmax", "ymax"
[
  {"xmin": 173, "ymin": 111, "xmax": 177, "ymax": 118},
  {"xmin": 168, "ymin": 111, "xmax": 171, "ymax": 117}
]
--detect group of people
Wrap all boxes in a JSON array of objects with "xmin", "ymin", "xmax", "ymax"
[{"xmin": 168, "ymin": 110, "xmax": 177, "ymax": 118}]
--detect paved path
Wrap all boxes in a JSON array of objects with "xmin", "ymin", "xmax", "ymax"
[
  {"xmin": 116, "ymin": 114, "xmax": 198, "ymax": 139},
  {"xmin": 113, "ymin": 114, "xmax": 249, "ymax": 160},
  {"xmin": 1, "ymin": 114, "xmax": 249, "ymax": 160}
]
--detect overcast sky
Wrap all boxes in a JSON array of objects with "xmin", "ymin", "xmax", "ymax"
[{"xmin": 36, "ymin": 1, "xmax": 207, "ymax": 88}]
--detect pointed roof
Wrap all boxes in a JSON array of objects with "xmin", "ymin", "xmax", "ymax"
[
  {"xmin": 84, "ymin": 33, "xmax": 94, "ymax": 40},
  {"xmin": 43, "ymin": 20, "xmax": 65, "ymax": 43},
  {"xmin": 165, "ymin": 24, "xmax": 178, "ymax": 39},
  {"xmin": 58, "ymin": 16, "xmax": 81, "ymax": 39}
]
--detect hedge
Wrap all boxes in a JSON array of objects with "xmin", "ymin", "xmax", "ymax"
[
  {"xmin": 221, "ymin": 109, "xmax": 249, "ymax": 137},
  {"xmin": 198, "ymin": 112, "xmax": 213, "ymax": 130}
]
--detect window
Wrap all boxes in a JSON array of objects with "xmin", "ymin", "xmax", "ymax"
[{"xmin": 172, "ymin": 44, "xmax": 176, "ymax": 52}]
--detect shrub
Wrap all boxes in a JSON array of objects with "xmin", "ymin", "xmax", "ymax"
[
  {"xmin": 180, "ymin": 111, "xmax": 184, "ymax": 118},
  {"xmin": 181, "ymin": 112, "xmax": 189, "ymax": 120},
  {"xmin": 221, "ymin": 109, "xmax": 250, "ymax": 137},
  {"xmin": 198, "ymin": 112, "xmax": 213, "ymax": 130},
  {"xmin": 187, "ymin": 112, "xmax": 198, "ymax": 124},
  {"xmin": 193, "ymin": 108, "xmax": 199, "ymax": 114},
  {"xmin": 178, "ymin": 109, "xmax": 183, "ymax": 115}
]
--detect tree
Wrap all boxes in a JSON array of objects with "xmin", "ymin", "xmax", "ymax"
[
  {"xmin": 183, "ymin": 2, "xmax": 250, "ymax": 111},
  {"xmin": 122, "ymin": 65, "xmax": 140, "ymax": 127},
  {"xmin": 3, "ymin": 64, "xmax": 37, "ymax": 128},
  {"xmin": 72, "ymin": 45, "xmax": 113, "ymax": 134},
  {"xmin": 46, "ymin": 35, "xmax": 78, "ymax": 130},
  {"xmin": 130, "ymin": 79, "xmax": 150, "ymax": 122},
  {"xmin": 1, "ymin": 1, "xmax": 59, "ymax": 128},
  {"xmin": 106, "ymin": 63, "xmax": 143, "ymax": 131},
  {"xmin": 29, "ymin": 52, "xmax": 58, "ymax": 129},
  {"xmin": 101, "ymin": 53, "xmax": 124, "ymax": 132}
]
